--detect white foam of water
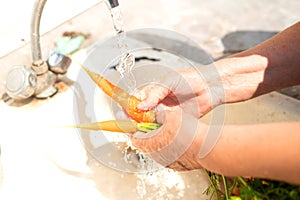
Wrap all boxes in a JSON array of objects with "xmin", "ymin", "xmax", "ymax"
[{"xmin": 135, "ymin": 169, "xmax": 185, "ymax": 199}]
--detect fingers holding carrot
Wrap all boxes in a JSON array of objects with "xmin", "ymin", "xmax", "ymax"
[
  {"xmin": 81, "ymin": 65, "xmax": 156, "ymax": 123},
  {"xmin": 68, "ymin": 64, "xmax": 161, "ymax": 134}
]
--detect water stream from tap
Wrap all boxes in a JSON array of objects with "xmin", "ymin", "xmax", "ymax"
[
  {"xmin": 108, "ymin": 6, "xmax": 173, "ymax": 198},
  {"xmin": 109, "ymin": 6, "xmax": 136, "ymax": 92}
]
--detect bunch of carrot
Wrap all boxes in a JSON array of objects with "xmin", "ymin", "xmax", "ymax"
[{"xmin": 71, "ymin": 63, "xmax": 160, "ymax": 133}]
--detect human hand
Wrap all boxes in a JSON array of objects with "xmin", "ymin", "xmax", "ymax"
[
  {"xmin": 131, "ymin": 65, "xmax": 224, "ymax": 170},
  {"xmin": 138, "ymin": 21, "xmax": 300, "ymax": 118},
  {"xmin": 131, "ymin": 104, "xmax": 207, "ymax": 171},
  {"xmin": 137, "ymin": 66, "xmax": 225, "ymax": 118}
]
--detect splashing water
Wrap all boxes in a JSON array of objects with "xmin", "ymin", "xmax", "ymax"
[
  {"xmin": 135, "ymin": 169, "xmax": 185, "ymax": 199},
  {"xmin": 116, "ymin": 53, "xmax": 136, "ymax": 91}
]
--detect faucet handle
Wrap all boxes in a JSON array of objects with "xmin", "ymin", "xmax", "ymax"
[
  {"xmin": 4, "ymin": 65, "xmax": 37, "ymax": 100},
  {"xmin": 47, "ymin": 51, "xmax": 72, "ymax": 74}
]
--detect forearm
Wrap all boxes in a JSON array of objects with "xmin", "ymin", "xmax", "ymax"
[
  {"xmin": 216, "ymin": 21, "xmax": 300, "ymax": 103},
  {"xmin": 199, "ymin": 122, "xmax": 300, "ymax": 184}
]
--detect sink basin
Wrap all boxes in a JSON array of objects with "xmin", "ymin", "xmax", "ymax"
[
  {"xmin": 71, "ymin": 28, "xmax": 215, "ymax": 172},
  {"xmin": 0, "ymin": 29, "xmax": 214, "ymax": 200},
  {"xmin": 1, "ymin": 28, "xmax": 300, "ymax": 200}
]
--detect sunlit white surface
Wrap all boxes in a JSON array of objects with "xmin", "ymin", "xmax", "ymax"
[{"xmin": 0, "ymin": 0, "xmax": 101, "ymax": 57}]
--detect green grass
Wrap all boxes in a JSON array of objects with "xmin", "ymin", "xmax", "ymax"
[{"xmin": 204, "ymin": 170, "xmax": 300, "ymax": 200}]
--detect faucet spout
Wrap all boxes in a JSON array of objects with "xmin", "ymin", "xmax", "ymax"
[
  {"xmin": 107, "ymin": 0, "xmax": 119, "ymax": 8},
  {"xmin": 30, "ymin": 0, "xmax": 47, "ymax": 69},
  {"xmin": 30, "ymin": 0, "xmax": 120, "ymax": 66},
  {"xmin": 27, "ymin": 0, "xmax": 120, "ymax": 99}
]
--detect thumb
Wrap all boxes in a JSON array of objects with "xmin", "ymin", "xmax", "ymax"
[{"xmin": 138, "ymin": 84, "xmax": 170, "ymax": 110}]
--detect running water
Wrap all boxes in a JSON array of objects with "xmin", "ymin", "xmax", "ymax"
[
  {"xmin": 109, "ymin": 6, "xmax": 136, "ymax": 92},
  {"xmin": 109, "ymin": 5, "xmax": 186, "ymax": 199},
  {"xmin": 108, "ymin": 6, "xmax": 176, "ymax": 198}
]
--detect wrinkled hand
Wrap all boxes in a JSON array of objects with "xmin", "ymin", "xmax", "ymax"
[
  {"xmin": 138, "ymin": 66, "xmax": 225, "ymax": 118},
  {"xmin": 131, "ymin": 66, "xmax": 223, "ymax": 170},
  {"xmin": 131, "ymin": 104, "xmax": 208, "ymax": 171}
]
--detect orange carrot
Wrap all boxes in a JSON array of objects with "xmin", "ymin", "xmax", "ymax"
[
  {"xmin": 68, "ymin": 120, "xmax": 161, "ymax": 133},
  {"xmin": 82, "ymin": 66, "xmax": 156, "ymax": 123},
  {"xmin": 70, "ymin": 120, "xmax": 137, "ymax": 133}
]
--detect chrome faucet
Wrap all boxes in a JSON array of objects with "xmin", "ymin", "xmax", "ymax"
[{"xmin": 5, "ymin": 0, "xmax": 119, "ymax": 100}]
